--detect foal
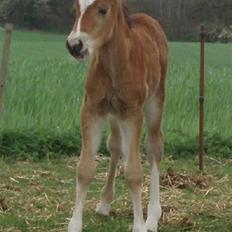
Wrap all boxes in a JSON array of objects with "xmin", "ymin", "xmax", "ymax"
[{"xmin": 66, "ymin": 0, "xmax": 168, "ymax": 231}]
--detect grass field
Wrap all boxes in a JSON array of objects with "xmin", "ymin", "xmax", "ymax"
[
  {"xmin": 0, "ymin": 30, "xmax": 232, "ymax": 231},
  {"xmin": 0, "ymin": 30, "xmax": 231, "ymax": 158},
  {"xmin": 1, "ymin": 156, "xmax": 232, "ymax": 232}
]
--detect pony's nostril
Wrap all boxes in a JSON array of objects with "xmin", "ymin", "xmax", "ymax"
[
  {"xmin": 66, "ymin": 39, "xmax": 85, "ymax": 58},
  {"xmin": 78, "ymin": 40, "xmax": 83, "ymax": 50},
  {"xmin": 73, "ymin": 45, "xmax": 80, "ymax": 54},
  {"xmin": 72, "ymin": 40, "xmax": 84, "ymax": 55}
]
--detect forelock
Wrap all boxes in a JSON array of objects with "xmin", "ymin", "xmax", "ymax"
[{"xmin": 79, "ymin": 0, "xmax": 97, "ymax": 13}]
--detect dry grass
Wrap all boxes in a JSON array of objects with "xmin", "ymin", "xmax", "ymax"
[{"xmin": 0, "ymin": 156, "xmax": 232, "ymax": 232}]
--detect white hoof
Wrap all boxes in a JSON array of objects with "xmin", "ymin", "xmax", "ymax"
[
  {"xmin": 68, "ymin": 219, "xmax": 82, "ymax": 232},
  {"xmin": 145, "ymin": 219, "xmax": 158, "ymax": 232},
  {"xmin": 146, "ymin": 204, "xmax": 161, "ymax": 232},
  {"xmin": 133, "ymin": 224, "xmax": 147, "ymax": 232},
  {"xmin": 96, "ymin": 201, "xmax": 111, "ymax": 216}
]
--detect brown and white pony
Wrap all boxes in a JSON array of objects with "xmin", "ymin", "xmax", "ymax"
[{"xmin": 66, "ymin": 0, "xmax": 168, "ymax": 231}]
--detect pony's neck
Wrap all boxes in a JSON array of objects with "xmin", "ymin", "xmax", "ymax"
[{"xmin": 97, "ymin": 5, "xmax": 131, "ymax": 79}]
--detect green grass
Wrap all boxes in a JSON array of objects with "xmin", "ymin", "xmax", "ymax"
[
  {"xmin": 0, "ymin": 156, "xmax": 232, "ymax": 231},
  {"xmin": 0, "ymin": 30, "xmax": 231, "ymax": 231},
  {"xmin": 0, "ymin": 29, "xmax": 231, "ymax": 157},
  {"xmin": 0, "ymin": 31, "xmax": 232, "ymax": 232}
]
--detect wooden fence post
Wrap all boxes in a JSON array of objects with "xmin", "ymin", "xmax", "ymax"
[
  {"xmin": 0, "ymin": 23, "xmax": 13, "ymax": 116},
  {"xmin": 199, "ymin": 25, "xmax": 206, "ymax": 171}
]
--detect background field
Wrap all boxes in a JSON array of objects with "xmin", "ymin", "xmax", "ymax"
[
  {"xmin": 0, "ymin": 30, "xmax": 231, "ymax": 158},
  {"xmin": 0, "ymin": 30, "xmax": 232, "ymax": 232}
]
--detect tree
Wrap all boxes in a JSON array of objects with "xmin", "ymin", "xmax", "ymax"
[{"xmin": 0, "ymin": 0, "xmax": 231, "ymax": 41}]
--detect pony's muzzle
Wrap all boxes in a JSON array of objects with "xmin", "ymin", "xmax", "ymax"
[{"xmin": 66, "ymin": 39, "xmax": 83, "ymax": 58}]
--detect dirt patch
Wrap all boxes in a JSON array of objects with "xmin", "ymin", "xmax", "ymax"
[
  {"xmin": 160, "ymin": 167, "xmax": 214, "ymax": 189},
  {"xmin": 0, "ymin": 197, "xmax": 8, "ymax": 211}
]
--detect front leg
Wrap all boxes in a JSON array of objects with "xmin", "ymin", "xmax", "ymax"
[
  {"xmin": 119, "ymin": 111, "xmax": 146, "ymax": 232},
  {"xmin": 68, "ymin": 103, "xmax": 105, "ymax": 232}
]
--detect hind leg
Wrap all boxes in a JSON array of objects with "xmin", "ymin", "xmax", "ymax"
[
  {"xmin": 145, "ymin": 133, "xmax": 163, "ymax": 232},
  {"xmin": 144, "ymin": 96, "xmax": 164, "ymax": 232},
  {"xmin": 96, "ymin": 116, "xmax": 121, "ymax": 216}
]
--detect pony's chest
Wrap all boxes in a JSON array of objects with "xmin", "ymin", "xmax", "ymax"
[{"xmin": 87, "ymin": 83, "xmax": 145, "ymax": 117}]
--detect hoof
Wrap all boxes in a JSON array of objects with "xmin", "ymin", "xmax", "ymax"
[
  {"xmin": 68, "ymin": 219, "xmax": 82, "ymax": 232},
  {"xmin": 133, "ymin": 224, "xmax": 147, "ymax": 232},
  {"xmin": 68, "ymin": 225, "xmax": 82, "ymax": 232},
  {"xmin": 96, "ymin": 201, "xmax": 111, "ymax": 216},
  {"xmin": 145, "ymin": 222, "xmax": 158, "ymax": 232}
]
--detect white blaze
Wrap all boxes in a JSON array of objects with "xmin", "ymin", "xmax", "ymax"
[
  {"xmin": 68, "ymin": 0, "xmax": 97, "ymax": 39},
  {"xmin": 76, "ymin": 14, "xmax": 84, "ymax": 33},
  {"xmin": 77, "ymin": 0, "xmax": 96, "ymax": 33},
  {"xmin": 79, "ymin": 0, "xmax": 97, "ymax": 13},
  {"xmin": 67, "ymin": 0, "xmax": 97, "ymax": 59}
]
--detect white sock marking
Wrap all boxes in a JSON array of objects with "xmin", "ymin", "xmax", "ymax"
[
  {"xmin": 146, "ymin": 162, "xmax": 162, "ymax": 232},
  {"xmin": 68, "ymin": 184, "xmax": 87, "ymax": 232},
  {"xmin": 96, "ymin": 201, "xmax": 111, "ymax": 216}
]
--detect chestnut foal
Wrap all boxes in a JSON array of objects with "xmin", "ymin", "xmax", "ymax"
[{"xmin": 66, "ymin": 0, "xmax": 168, "ymax": 231}]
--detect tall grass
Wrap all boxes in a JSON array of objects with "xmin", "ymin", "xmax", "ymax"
[{"xmin": 0, "ymin": 30, "xmax": 231, "ymax": 157}]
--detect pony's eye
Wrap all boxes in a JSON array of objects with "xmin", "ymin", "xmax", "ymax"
[{"xmin": 98, "ymin": 8, "xmax": 108, "ymax": 16}]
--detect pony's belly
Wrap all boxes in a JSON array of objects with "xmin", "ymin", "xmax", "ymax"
[
  {"xmin": 106, "ymin": 92, "xmax": 144, "ymax": 118},
  {"xmin": 108, "ymin": 95, "xmax": 126, "ymax": 116}
]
